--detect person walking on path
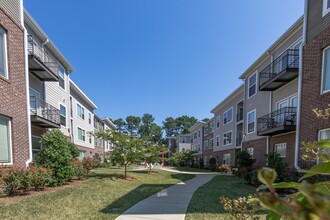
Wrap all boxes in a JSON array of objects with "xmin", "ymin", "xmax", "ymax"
[{"xmin": 116, "ymin": 169, "xmax": 216, "ymax": 220}]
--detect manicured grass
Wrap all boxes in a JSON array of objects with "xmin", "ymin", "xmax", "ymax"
[
  {"xmin": 0, "ymin": 167, "xmax": 194, "ymax": 220},
  {"xmin": 185, "ymin": 175, "xmax": 267, "ymax": 220}
]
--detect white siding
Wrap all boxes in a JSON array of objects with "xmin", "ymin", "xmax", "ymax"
[{"xmin": 0, "ymin": 0, "xmax": 22, "ymax": 25}]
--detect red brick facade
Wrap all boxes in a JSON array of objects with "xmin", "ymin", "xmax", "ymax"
[
  {"xmin": 269, "ymin": 132, "xmax": 296, "ymax": 168},
  {"xmin": 212, "ymin": 148, "xmax": 239, "ymax": 167},
  {"xmin": 242, "ymin": 137, "xmax": 267, "ymax": 167},
  {"xmin": 0, "ymin": 7, "xmax": 29, "ymax": 167}
]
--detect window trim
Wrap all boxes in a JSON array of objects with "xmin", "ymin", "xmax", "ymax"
[
  {"xmin": 321, "ymin": 46, "xmax": 330, "ymax": 94},
  {"xmin": 247, "ymin": 109, "xmax": 256, "ymax": 134},
  {"xmin": 223, "ymin": 130, "xmax": 232, "ymax": 146},
  {"xmin": 318, "ymin": 128, "xmax": 330, "ymax": 163},
  {"xmin": 77, "ymin": 126, "xmax": 86, "ymax": 142},
  {"xmin": 223, "ymin": 153, "xmax": 231, "ymax": 165},
  {"xmin": 76, "ymin": 103, "xmax": 85, "ymax": 120},
  {"xmin": 32, "ymin": 135, "xmax": 42, "ymax": 160},
  {"xmin": 216, "ymin": 116, "xmax": 221, "ymax": 128},
  {"xmin": 247, "ymin": 147, "xmax": 254, "ymax": 157},
  {"xmin": 0, "ymin": 27, "xmax": 8, "ymax": 79},
  {"xmin": 210, "ymin": 138, "xmax": 214, "ymax": 149},
  {"xmin": 216, "ymin": 135, "xmax": 220, "ymax": 148},
  {"xmin": 323, "ymin": 0, "xmax": 330, "ymax": 17},
  {"xmin": 274, "ymin": 143, "xmax": 287, "ymax": 158},
  {"xmin": 223, "ymin": 107, "xmax": 233, "ymax": 125},
  {"xmin": 0, "ymin": 115, "xmax": 12, "ymax": 164},
  {"xmin": 248, "ymin": 72, "xmax": 257, "ymax": 98},
  {"xmin": 58, "ymin": 64, "xmax": 66, "ymax": 90},
  {"xmin": 59, "ymin": 104, "xmax": 66, "ymax": 126}
]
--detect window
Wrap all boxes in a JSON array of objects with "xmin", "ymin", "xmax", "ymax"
[
  {"xmin": 318, "ymin": 128, "xmax": 330, "ymax": 162},
  {"xmin": 79, "ymin": 151, "xmax": 85, "ymax": 161},
  {"xmin": 210, "ymin": 138, "xmax": 214, "ymax": 149},
  {"xmin": 216, "ymin": 135, "xmax": 220, "ymax": 147},
  {"xmin": 247, "ymin": 147, "xmax": 254, "ymax": 156},
  {"xmin": 194, "ymin": 132, "xmax": 197, "ymax": 139},
  {"xmin": 77, "ymin": 127, "xmax": 85, "ymax": 141},
  {"xmin": 247, "ymin": 110, "xmax": 256, "ymax": 133},
  {"xmin": 0, "ymin": 27, "xmax": 8, "ymax": 78},
  {"xmin": 77, "ymin": 104, "xmax": 85, "ymax": 120},
  {"xmin": 89, "ymin": 113, "xmax": 92, "ymax": 124},
  {"xmin": 223, "ymin": 153, "xmax": 231, "ymax": 165},
  {"xmin": 248, "ymin": 73, "xmax": 257, "ymax": 97},
  {"xmin": 322, "ymin": 47, "xmax": 330, "ymax": 93},
  {"xmin": 204, "ymin": 140, "xmax": 208, "ymax": 150},
  {"xmin": 210, "ymin": 121, "xmax": 214, "ymax": 132},
  {"xmin": 58, "ymin": 65, "xmax": 65, "ymax": 89},
  {"xmin": 204, "ymin": 126, "xmax": 209, "ymax": 136},
  {"xmin": 323, "ymin": 0, "xmax": 330, "ymax": 16},
  {"xmin": 89, "ymin": 136, "xmax": 92, "ymax": 144},
  {"xmin": 32, "ymin": 136, "xmax": 42, "ymax": 159},
  {"xmin": 216, "ymin": 116, "xmax": 220, "ymax": 128},
  {"xmin": 198, "ymin": 143, "xmax": 201, "ymax": 151},
  {"xmin": 60, "ymin": 105, "xmax": 66, "ymax": 126},
  {"xmin": 274, "ymin": 143, "xmax": 286, "ymax": 158},
  {"xmin": 198, "ymin": 129, "xmax": 201, "ymax": 137},
  {"xmin": 182, "ymin": 137, "xmax": 186, "ymax": 143},
  {"xmin": 223, "ymin": 108, "xmax": 233, "ymax": 124},
  {"xmin": 223, "ymin": 131, "xmax": 232, "ymax": 146},
  {"xmin": 290, "ymin": 96, "xmax": 298, "ymax": 108},
  {"xmin": 0, "ymin": 115, "xmax": 11, "ymax": 163}
]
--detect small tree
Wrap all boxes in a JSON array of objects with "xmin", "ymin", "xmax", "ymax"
[
  {"xmin": 266, "ymin": 152, "xmax": 286, "ymax": 182},
  {"xmin": 172, "ymin": 151, "xmax": 194, "ymax": 167},
  {"xmin": 237, "ymin": 150, "xmax": 256, "ymax": 171},
  {"xmin": 209, "ymin": 157, "xmax": 217, "ymax": 171},
  {"xmin": 35, "ymin": 129, "xmax": 74, "ymax": 186},
  {"xmin": 94, "ymin": 130, "xmax": 143, "ymax": 178},
  {"xmin": 143, "ymin": 143, "xmax": 165, "ymax": 173}
]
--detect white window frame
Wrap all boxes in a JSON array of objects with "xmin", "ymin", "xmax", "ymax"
[
  {"xmin": 204, "ymin": 140, "xmax": 208, "ymax": 149},
  {"xmin": 247, "ymin": 147, "xmax": 254, "ymax": 156},
  {"xmin": 216, "ymin": 135, "xmax": 220, "ymax": 147},
  {"xmin": 318, "ymin": 128, "xmax": 330, "ymax": 164},
  {"xmin": 77, "ymin": 103, "xmax": 85, "ymax": 120},
  {"xmin": 323, "ymin": 0, "xmax": 330, "ymax": 17},
  {"xmin": 216, "ymin": 116, "xmax": 220, "ymax": 128},
  {"xmin": 210, "ymin": 138, "xmax": 214, "ymax": 149},
  {"xmin": 274, "ymin": 143, "xmax": 286, "ymax": 158},
  {"xmin": 210, "ymin": 121, "xmax": 214, "ymax": 132},
  {"xmin": 223, "ymin": 130, "xmax": 232, "ymax": 146},
  {"xmin": 198, "ymin": 129, "xmax": 201, "ymax": 137},
  {"xmin": 223, "ymin": 153, "xmax": 231, "ymax": 165},
  {"xmin": 32, "ymin": 135, "xmax": 42, "ymax": 160},
  {"xmin": 77, "ymin": 127, "xmax": 86, "ymax": 142},
  {"xmin": 58, "ymin": 64, "xmax": 66, "ymax": 90},
  {"xmin": 247, "ymin": 109, "xmax": 256, "ymax": 134},
  {"xmin": 321, "ymin": 46, "xmax": 330, "ymax": 94},
  {"xmin": 248, "ymin": 72, "xmax": 257, "ymax": 98},
  {"xmin": 0, "ymin": 27, "xmax": 8, "ymax": 79},
  {"xmin": 59, "ymin": 104, "xmax": 66, "ymax": 127},
  {"xmin": 223, "ymin": 107, "xmax": 233, "ymax": 125},
  {"xmin": 0, "ymin": 115, "xmax": 12, "ymax": 164}
]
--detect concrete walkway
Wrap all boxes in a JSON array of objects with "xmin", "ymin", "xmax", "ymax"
[{"xmin": 115, "ymin": 168, "xmax": 216, "ymax": 220}]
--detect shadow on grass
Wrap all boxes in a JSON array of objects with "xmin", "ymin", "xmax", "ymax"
[{"xmin": 89, "ymin": 172, "xmax": 126, "ymax": 180}]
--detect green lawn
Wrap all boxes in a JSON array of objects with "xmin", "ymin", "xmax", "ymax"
[
  {"xmin": 0, "ymin": 167, "xmax": 194, "ymax": 220},
  {"xmin": 185, "ymin": 175, "xmax": 267, "ymax": 220}
]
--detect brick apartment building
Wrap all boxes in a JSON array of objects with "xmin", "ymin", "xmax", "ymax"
[{"xmin": 0, "ymin": 0, "xmax": 30, "ymax": 167}]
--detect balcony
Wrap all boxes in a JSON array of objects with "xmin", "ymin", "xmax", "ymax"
[
  {"xmin": 259, "ymin": 49, "xmax": 299, "ymax": 91},
  {"xmin": 30, "ymin": 96, "xmax": 61, "ymax": 128},
  {"xmin": 257, "ymin": 107, "xmax": 297, "ymax": 136},
  {"xmin": 27, "ymin": 35, "xmax": 58, "ymax": 81},
  {"xmin": 236, "ymin": 137, "xmax": 243, "ymax": 146},
  {"xmin": 237, "ymin": 111, "xmax": 243, "ymax": 122}
]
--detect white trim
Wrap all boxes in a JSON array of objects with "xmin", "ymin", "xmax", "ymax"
[
  {"xmin": 321, "ymin": 46, "xmax": 330, "ymax": 94},
  {"xmin": 317, "ymin": 128, "xmax": 330, "ymax": 164},
  {"xmin": 0, "ymin": 115, "xmax": 13, "ymax": 165},
  {"xmin": 223, "ymin": 107, "xmax": 233, "ymax": 125},
  {"xmin": 274, "ymin": 143, "xmax": 287, "ymax": 158},
  {"xmin": 216, "ymin": 135, "xmax": 220, "ymax": 148},
  {"xmin": 76, "ymin": 102, "xmax": 85, "ymax": 120},
  {"xmin": 0, "ymin": 27, "xmax": 8, "ymax": 79},
  {"xmin": 323, "ymin": 0, "xmax": 330, "ymax": 17},
  {"xmin": 223, "ymin": 130, "xmax": 233, "ymax": 146},
  {"xmin": 216, "ymin": 115, "xmax": 221, "ymax": 129},
  {"xmin": 77, "ymin": 126, "xmax": 86, "ymax": 142},
  {"xmin": 247, "ymin": 109, "xmax": 256, "ymax": 134},
  {"xmin": 247, "ymin": 71, "xmax": 257, "ymax": 99}
]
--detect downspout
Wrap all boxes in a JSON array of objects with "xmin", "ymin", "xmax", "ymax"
[
  {"xmin": 22, "ymin": 2, "xmax": 33, "ymax": 167},
  {"xmin": 266, "ymin": 52, "xmax": 274, "ymax": 156},
  {"xmin": 294, "ymin": 0, "xmax": 308, "ymax": 170},
  {"xmin": 241, "ymin": 79, "xmax": 246, "ymax": 151}
]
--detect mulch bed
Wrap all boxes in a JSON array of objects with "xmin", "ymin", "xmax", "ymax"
[{"xmin": 0, "ymin": 179, "xmax": 86, "ymax": 204}]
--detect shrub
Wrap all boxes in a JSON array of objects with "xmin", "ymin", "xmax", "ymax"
[
  {"xmin": 82, "ymin": 157, "xmax": 93, "ymax": 173},
  {"xmin": 237, "ymin": 151, "xmax": 256, "ymax": 171},
  {"xmin": 68, "ymin": 141, "xmax": 80, "ymax": 159},
  {"xmin": 220, "ymin": 196, "xmax": 260, "ymax": 220},
  {"xmin": 209, "ymin": 157, "xmax": 217, "ymax": 171},
  {"xmin": 199, "ymin": 158, "xmax": 204, "ymax": 169},
  {"xmin": 244, "ymin": 169, "xmax": 261, "ymax": 186},
  {"xmin": 218, "ymin": 164, "xmax": 231, "ymax": 173},
  {"xmin": 92, "ymin": 153, "xmax": 102, "ymax": 168},
  {"xmin": 72, "ymin": 160, "xmax": 88, "ymax": 179},
  {"xmin": 28, "ymin": 165, "xmax": 52, "ymax": 190},
  {"xmin": 231, "ymin": 167, "xmax": 239, "ymax": 175},
  {"xmin": 266, "ymin": 152, "xmax": 286, "ymax": 182},
  {"xmin": 0, "ymin": 167, "xmax": 29, "ymax": 196},
  {"xmin": 35, "ymin": 129, "xmax": 75, "ymax": 186}
]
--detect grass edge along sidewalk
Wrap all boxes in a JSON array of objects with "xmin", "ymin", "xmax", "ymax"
[{"xmin": 0, "ymin": 168, "xmax": 194, "ymax": 220}]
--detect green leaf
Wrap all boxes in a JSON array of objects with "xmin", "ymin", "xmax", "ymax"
[
  {"xmin": 258, "ymin": 168, "xmax": 277, "ymax": 186},
  {"xmin": 314, "ymin": 182, "xmax": 330, "ymax": 196},
  {"xmin": 266, "ymin": 211, "xmax": 281, "ymax": 220},
  {"xmin": 272, "ymin": 182, "xmax": 299, "ymax": 189},
  {"xmin": 299, "ymin": 162, "xmax": 330, "ymax": 181}
]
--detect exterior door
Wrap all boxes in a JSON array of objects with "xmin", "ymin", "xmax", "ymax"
[
  {"xmin": 277, "ymin": 100, "xmax": 289, "ymax": 124},
  {"xmin": 29, "ymin": 88, "xmax": 40, "ymax": 114}
]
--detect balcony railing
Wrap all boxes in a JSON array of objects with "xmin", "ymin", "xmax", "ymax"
[
  {"xmin": 27, "ymin": 35, "xmax": 58, "ymax": 80},
  {"xmin": 30, "ymin": 96, "xmax": 60, "ymax": 128},
  {"xmin": 259, "ymin": 49, "xmax": 299, "ymax": 91},
  {"xmin": 237, "ymin": 111, "xmax": 243, "ymax": 122},
  {"xmin": 257, "ymin": 107, "xmax": 297, "ymax": 136}
]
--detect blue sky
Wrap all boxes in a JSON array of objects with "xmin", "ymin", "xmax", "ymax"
[{"xmin": 24, "ymin": 0, "xmax": 304, "ymax": 125}]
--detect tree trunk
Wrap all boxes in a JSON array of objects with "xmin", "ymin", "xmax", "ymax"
[
  {"xmin": 149, "ymin": 163, "xmax": 152, "ymax": 174},
  {"xmin": 124, "ymin": 163, "xmax": 128, "ymax": 178}
]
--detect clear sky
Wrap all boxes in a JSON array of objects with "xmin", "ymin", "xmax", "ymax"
[{"xmin": 24, "ymin": 0, "xmax": 304, "ymax": 125}]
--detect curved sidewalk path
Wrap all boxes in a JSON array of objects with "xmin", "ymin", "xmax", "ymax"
[{"xmin": 116, "ymin": 168, "xmax": 217, "ymax": 220}]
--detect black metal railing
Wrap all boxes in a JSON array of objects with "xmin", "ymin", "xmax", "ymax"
[
  {"xmin": 27, "ymin": 35, "xmax": 58, "ymax": 75},
  {"xmin": 236, "ymin": 137, "xmax": 243, "ymax": 146},
  {"xmin": 257, "ymin": 107, "xmax": 297, "ymax": 134},
  {"xmin": 259, "ymin": 49, "xmax": 299, "ymax": 88},
  {"xmin": 30, "ymin": 96, "xmax": 60, "ymax": 125},
  {"xmin": 237, "ymin": 110, "xmax": 243, "ymax": 122}
]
